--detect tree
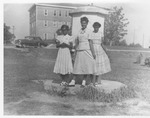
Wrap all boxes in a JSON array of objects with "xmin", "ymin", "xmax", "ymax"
[
  {"xmin": 4, "ymin": 23, "xmax": 15, "ymax": 44},
  {"xmin": 104, "ymin": 6, "xmax": 129, "ymax": 46}
]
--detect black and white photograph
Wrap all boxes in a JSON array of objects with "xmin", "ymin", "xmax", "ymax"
[{"xmin": 3, "ymin": 0, "xmax": 150, "ymax": 116}]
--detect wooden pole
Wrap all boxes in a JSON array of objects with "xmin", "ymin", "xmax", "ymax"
[{"xmin": 142, "ymin": 33, "xmax": 144, "ymax": 48}]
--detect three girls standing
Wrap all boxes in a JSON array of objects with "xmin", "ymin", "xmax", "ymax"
[{"xmin": 54, "ymin": 17, "xmax": 111, "ymax": 87}]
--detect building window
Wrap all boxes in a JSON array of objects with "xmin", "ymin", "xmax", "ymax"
[
  {"xmin": 44, "ymin": 33, "xmax": 48, "ymax": 40},
  {"xmin": 31, "ymin": 22, "xmax": 34, "ymax": 28},
  {"xmin": 44, "ymin": 9, "xmax": 48, "ymax": 16},
  {"xmin": 67, "ymin": 22, "xmax": 71, "ymax": 26},
  {"xmin": 53, "ymin": 21, "xmax": 57, "ymax": 27},
  {"xmin": 63, "ymin": 22, "xmax": 66, "ymax": 25},
  {"xmin": 44, "ymin": 20, "xmax": 48, "ymax": 27},
  {"xmin": 34, "ymin": 21, "xmax": 36, "ymax": 27},
  {"xmin": 60, "ymin": 22, "xmax": 63, "ymax": 26},
  {"xmin": 58, "ymin": 22, "xmax": 62, "ymax": 28},
  {"xmin": 59, "ymin": 11, "xmax": 61, "ymax": 16},
  {"xmin": 68, "ymin": 11, "xmax": 71, "ymax": 17},
  {"xmin": 54, "ymin": 10, "xmax": 57, "ymax": 16},
  {"xmin": 33, "ymin": 12, "xmax": 35, "ymax": 17},
  {"xmin": 65, "ymin": 11, "xmax": 68, "ymax": 17},
  {"xmin": 57, "ymin": 21, "xmax": 60, "ymax": 27}
]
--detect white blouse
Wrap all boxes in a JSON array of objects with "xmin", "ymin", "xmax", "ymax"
[
  {"xmin": 56, "ymin": 34, "xmax": 72, "ymax": 45},
  {"xmin": 89, "ymin": 31, "xmax": 104, "ymax": 45},
  {"xmin": 76, "ymin": 28, "xmax": 91, "ymax": 50}
]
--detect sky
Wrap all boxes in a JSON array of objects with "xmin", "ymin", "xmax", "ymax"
[
  {"xmin": 4, "ymin": 4, "xmax": 32, "ymax": 39},
  {"xmin": 3, "ymin": 0, "xmax": 150, "ymax": 48}
]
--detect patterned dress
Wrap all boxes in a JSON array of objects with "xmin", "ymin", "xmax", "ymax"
[
  {"xmin": 53, "ymin": 34, "xmax": 73, "ymax": 75},
  {"xmin": 89, "ymin": 31, "xmax": 111, "ymax": 75},
  {"xmin": 73, "ymin": 28, "xmax": 97, "ymax": 74}
]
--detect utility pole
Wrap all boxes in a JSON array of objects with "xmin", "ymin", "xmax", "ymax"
[
  {"xmin": 142, "ymin": 33, "xmax": 144, "ymax": 48},
  {"xmin": 133, "ymin": 28, "xmax": 135, "ymax": 44},
  {"xmin": 12, "ymin": 26, "xmax": 15, "ymax": 40},
  {"xmin": 12, "ymin": 26, "xmax": 15, "ymax": 35}
]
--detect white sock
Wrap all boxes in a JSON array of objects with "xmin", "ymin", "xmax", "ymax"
[
  {"xmin": 69, "ymin": 80, "xmax": 75, "ymax": 85},
  {"xmin": 82, "ymin": 80, "xmax": 86, "ymax": 86}
]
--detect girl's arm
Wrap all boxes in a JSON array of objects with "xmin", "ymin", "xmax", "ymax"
[
  {"xmin": 74, "ymin": 37, "xmax": 79, "ymax": 50},
  {"xmin": 56, "ymin": 41, "xmax": 61, "ymax": 48},
  {"xmin": 101, "ymin": 37, "xmax": 108, "ymax": 55},
  {"xmin": 55, "ymin": 39, "xmax": 67, "ymax": 48},
  {"xmin": 89, "ymin": 39, "xmax": 96, "ymax": 59},
  {"xmin": 55, "ymin": 39, "xmax": 70, "ymax": 48},
  {"xmin": 61, "ymin": 42, "xmax": 72, "ymax": 49}
]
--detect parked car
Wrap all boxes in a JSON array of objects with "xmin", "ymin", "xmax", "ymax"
[{"xmin": 15, "ymin": 36, "xmax": 48, "ymax": 48}]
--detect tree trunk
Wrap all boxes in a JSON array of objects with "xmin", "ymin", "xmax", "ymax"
[{"xmin": 110, "ymin": 41, "xmax": 113, "ymax": 46}]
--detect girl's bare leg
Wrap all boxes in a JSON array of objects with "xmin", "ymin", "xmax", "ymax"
[
  {"xmin": 60, "ymin": 74, "xmax": 68, "ymax": 86},
  {"xmin": 60, "ymin": 74, "xmax": 65, "ymax": 81},
  {"xmin": 64, "ymin": 74, "xmax": 70, "ymax": 83},
  {"xmin": 96, "ymin": 75, "xmax": 101, "ymax": 84},
  {"xmin": 92, "ymin": 75, "xmax": 96, "ymax": 86}
]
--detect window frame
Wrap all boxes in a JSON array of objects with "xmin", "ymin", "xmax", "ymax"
[
  {"xmin": 54, "ymin": 10, "xmax": 57, "ymax": 16},
  {"xmin": 44, "ymin": 33, "xmax": 48, "ymax": 40},
  {"xmin": 65, "ymin": 11, "xmax": 68, "ymax": 17},
  {"xmin": 53, "ymin": 21, "xmax": 57, "ymax": 27},
  {"xmin": 44, "ymin": 20, "xmax": 48, "ymax": 27},
  {"xmin": 44, "ymin": 9, "xmax": 48, "ymax": 16}
]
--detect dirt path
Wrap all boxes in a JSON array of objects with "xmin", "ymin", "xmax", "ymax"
[{"xmin": 4, "ymin": 89, "xmax": 150, "ymax": 115}]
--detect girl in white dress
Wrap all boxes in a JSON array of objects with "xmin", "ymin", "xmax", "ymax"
[
  {"xmin": 68, "ymin": 17, "xmax": 96, "ymax": 87},
  {"xmin": 53, "ymin": 25, "xmax": 73, "ymax": 86},
  {"xmin": 89, "ymin": 22, "xmax": 111, "ymax": 85}
]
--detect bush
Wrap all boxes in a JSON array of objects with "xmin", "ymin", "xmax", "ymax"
[
  {"xmin": 145, "ymin": 57, "xmax": 150, "ymax": 67},
  {"xmin": 114, "ymin": 40, "xmax": 128, "ymax": 46},
  {"xmin": 128, "ymin": 43, "xmax": 143, "ymax": 48},
  {"xmin": 76, "ymin": 85, "xmax": 137, "ymax": 103}
]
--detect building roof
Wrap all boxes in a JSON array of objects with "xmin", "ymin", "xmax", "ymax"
[
  {"xmin": 28, "ymin": 3, "xmax": 110, "ymax": 12},
  {"xmin": 69, "ymin": 5, "xmax": 110, "ymax": 16},
  {"xmin": 46, "ymin": 3, "xmax": 88, "ymax": 7},
  {"xmin": 29, "ymin": 3, "xmax": 87, "ymax": 11}
]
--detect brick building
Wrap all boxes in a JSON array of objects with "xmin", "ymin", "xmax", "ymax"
[{"xmin": 28, "ymin": 3, "xmax": 86, "ymax": 40}]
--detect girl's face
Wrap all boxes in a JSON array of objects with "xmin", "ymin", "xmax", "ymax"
[
  {"xmin": 81, "ymin": 21, "xmax": 88, "ymax": 30},
  {"xmin": 93, "ymin": 26, "xmax": 100, "ymax": 33},
  {"xmin": 57, "ymin": 30, "xmax": 62, "ymax": 35},
  {"xmin": 62, "ymin": 29, "xmax": 68, "ymax": 35}
]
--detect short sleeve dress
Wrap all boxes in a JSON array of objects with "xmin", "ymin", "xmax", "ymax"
[
  {"xmin": 73, "ymin": 28, "xmax": 97, "ymax": 74},
  {"xmin": 53, "ymin": 34, "xmax": 73, "ymax": 75},
  {"xmin": 89, "ymin": 31, "xmax": 111, "ymax": 75}
]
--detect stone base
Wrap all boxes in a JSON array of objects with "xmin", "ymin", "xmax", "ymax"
[{"xmin": 32, "ymin": 79, "xmax": 127, "ymax": 95}]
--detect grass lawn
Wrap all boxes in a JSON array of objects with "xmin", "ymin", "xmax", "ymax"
[{"xmin": 4, "ymin": 46, "xmax": 150, "ymax": 115}]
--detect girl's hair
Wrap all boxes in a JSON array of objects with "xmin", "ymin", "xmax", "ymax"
[
  {"xmin": 93, "ymin": 22, "xmax": 101, "ymax": 28},
  {"xmin": 61, "ymin": 25, "xmax": 69, "ymax": 31},
  {"xmin": 80, "ymin": 17, "xmax": 89, "ymax": 23},
  {"xmin": 56, "ymin": 29, "xmax": 62, "ymax": 35}
]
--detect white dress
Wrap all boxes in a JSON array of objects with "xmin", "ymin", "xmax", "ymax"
[
  {"xmin": 53, "ymin": 34, "xmax": 73, "ymax": 75},
  {"xmin": 89, "ymin": 31, "xmax": 111, "ymax": 75},
  {"xmin": 73, "ymin": 28, "xmax": 97, "ymax": 74}
]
